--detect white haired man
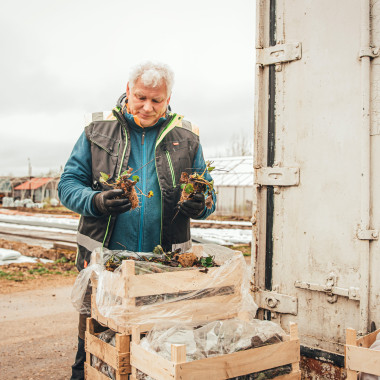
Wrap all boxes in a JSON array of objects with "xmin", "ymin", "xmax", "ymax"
[{"xmin": 58, "ymin": 61, "xmax": 216, "ymax": 380}]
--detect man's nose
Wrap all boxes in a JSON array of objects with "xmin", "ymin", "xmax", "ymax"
[{"xmin": 143, "ymin": 101, "xmax": 153, "ymax": 112}]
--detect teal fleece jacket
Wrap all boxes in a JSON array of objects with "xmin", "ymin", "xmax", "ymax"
[{"xmin": 58, "ymin": 112, "xmax": 216, "ymax": 253}]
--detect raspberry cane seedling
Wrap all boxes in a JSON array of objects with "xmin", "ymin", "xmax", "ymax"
[
  {"xmin": 99, "ymin": 167, "xmax": 153, "ymax": 210},
  {"xmin": 179, "ymin": 160, "xmax": 215, "ymax": 209}
]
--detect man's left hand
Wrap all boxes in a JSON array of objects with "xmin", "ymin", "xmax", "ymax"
[{"xmin": 178, "ymin": 193, "xmax": 205, "ymax": 219}]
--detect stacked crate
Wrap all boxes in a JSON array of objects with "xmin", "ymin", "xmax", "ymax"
[
  {"xmin": 129, "ymin": 323, "xmax": 301, "ymax": 380},
  {"xmin": 85, "ymin": 253, "xmax": 301, "ymax": 379}
]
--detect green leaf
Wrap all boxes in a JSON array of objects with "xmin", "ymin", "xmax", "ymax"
[
  {"xmin": 121, "ymin": 170, "xmax": 130, "ymax": 177},
  {"xmin": 99, "ymin": 172, "xmax": 110, "ymax": 183},
  {"xmin": 207, "ymin": 166, "xmax": 215, "ymax": 172},
  {"xmin": 185, "ymin": 183, "xmax": 194, "ymax": 194},
  {"xmin": 153, "ymin": 245, "xmax": 164, "ymax": 255},
  {"xmin": 181, "ymin": 184, "xmax": 186, "ymax": 189},
  {"xmin": 132, "ymin": 175, "xmax": 140, "ymax": 182}
]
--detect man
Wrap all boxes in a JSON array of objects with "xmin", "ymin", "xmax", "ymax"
[{"xmin": 58, "ymin": 61, "xmax": 216, "ymax": 380}]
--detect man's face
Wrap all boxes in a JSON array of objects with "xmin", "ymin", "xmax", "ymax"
[{"xmin": 126, "ymin": 78, "xmax": 171, "ymax": 127}]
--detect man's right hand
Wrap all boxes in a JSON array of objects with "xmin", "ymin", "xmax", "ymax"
[{"xmin": 93, "ymin": 189, "xmax": 132, "ymax": 216}]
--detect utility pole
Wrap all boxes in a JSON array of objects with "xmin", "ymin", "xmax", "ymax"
[{"xmin": 28, "ymin": 158, "xmax": 32, "ymax": 201}]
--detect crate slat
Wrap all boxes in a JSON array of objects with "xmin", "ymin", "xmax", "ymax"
[
  {"xmin": 346, "ymin": 345, "xmax": 380, "ymax": 375},
  {"xmin": 85, "ymin": 318, "xmax": 131, "ymax": 379},
  {"xmin": 345, "ymin": 328, "xmax": 380, "ymax": 377},
  {"xmin": 130, "ymin": 323, "xmax": 301, "ymax": 380},
  {"xmin": 85, "ymin": 362, "xmax": 112, "ymax": 380}
]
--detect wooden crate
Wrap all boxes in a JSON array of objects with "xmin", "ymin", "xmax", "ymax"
[
  {"xmin": 85, "ymin": 317, "xmax": 131, "ymax": 380},
  {"xmin": 91, "ymin": 252, "xmax": 246, "ymax": 334},
  {"xmin": 129, "ymin": 323, "xmax": 301, "ymax": 380},
  {"xmin": 345, "ymin": 327, "xmax": 380, "ymax": 379}
]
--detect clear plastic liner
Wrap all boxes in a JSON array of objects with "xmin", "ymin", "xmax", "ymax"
[
  {"xmin": 139, "ymin": 319, "xmax": 286, "ymax": 362},
  {"xmin": 91, "ymin": 329, "xmax": 116, "ymax": 380},
  {"xmin": 71, "ymin": 244, "xmax": 258, "ymax": 326}
]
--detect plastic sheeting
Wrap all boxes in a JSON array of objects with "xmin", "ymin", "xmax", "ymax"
[
  {"xmin": 139, "ymin": 319, "xmax": 286, "ymax": 362},
  {"xmin": 71, "ymin": 245, "xmax": 258, "ymax": 328}
]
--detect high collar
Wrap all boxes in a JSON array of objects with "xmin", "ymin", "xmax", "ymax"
[{"xmin": 123, "ymin": 110, "xmax": 167, "ymax": 132}]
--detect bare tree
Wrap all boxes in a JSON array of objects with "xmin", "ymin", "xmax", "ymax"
[{"xmin": 227, "ymin": 130, "xmax": 253, "ymax": 156}]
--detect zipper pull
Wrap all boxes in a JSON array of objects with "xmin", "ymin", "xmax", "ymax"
[{"xmin": 141, "ymin": 131, "xmax": 145, "ymax": 145}]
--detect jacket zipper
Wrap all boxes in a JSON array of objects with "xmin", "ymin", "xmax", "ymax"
[
  {"xmin": 165, "ymin": 150, "xmax": 176, "ymax": 188},
  {"xmin": 138, "ymin": 131, "xmax": 146, "ymax": 252},
  {"xmin": 154, "ymin": 114, "xmax": 177, "ymax": 246}
]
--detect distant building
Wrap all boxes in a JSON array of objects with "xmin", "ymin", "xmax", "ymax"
[
  {"xmin": 209, "ymin": 156, "xmax": 253, "ymax": 218},
  {"xmin": 13, "ymin": 177, "xmax": 59, "ymax": 202}
]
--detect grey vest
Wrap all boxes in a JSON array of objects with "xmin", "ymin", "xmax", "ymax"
[{"xmin": 75, "ymin": 108, "xmax": 200, "ymax": 270}]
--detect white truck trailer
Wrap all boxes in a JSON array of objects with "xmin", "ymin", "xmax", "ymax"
[{"xmin": 253, "ymin": 0, "xmax": 380, "ymax": 377}]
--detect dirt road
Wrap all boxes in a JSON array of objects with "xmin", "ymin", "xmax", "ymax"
[{"xmin": 0, "ymin": 284, "xmax": 78, "ymax": 380}]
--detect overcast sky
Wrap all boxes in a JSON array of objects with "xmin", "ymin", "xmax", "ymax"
[{"xmin": 0, "ymin": 0, "xmax": 255, "ymax": 177}]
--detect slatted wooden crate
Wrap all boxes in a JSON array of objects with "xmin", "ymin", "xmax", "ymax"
[
  {"xmin": 129, "ymin": 323, "xmax": 301, "ymax": 380},
  {"xmin": 345, "ymin": 327, "xmax": 380, "ymax": 379},
  {"xmin": 84, "ymin": 317, "xmax": 131, "ymax": 380},
  {"xmin": 90, "ymin": 252, "xmax": 245, "ymax": 334}
]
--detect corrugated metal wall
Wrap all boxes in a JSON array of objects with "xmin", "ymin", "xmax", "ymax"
[{"xmin": 214, "ymin": 186, "xmax": 252, "ymax": 217}]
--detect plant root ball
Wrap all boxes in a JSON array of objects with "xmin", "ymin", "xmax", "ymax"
[{"xmin": 117, "ymin": 176, "xmax": 139, "ymax": 209}]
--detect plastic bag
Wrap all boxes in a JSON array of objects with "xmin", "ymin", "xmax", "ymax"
[
  {"xmin": 139, "ymin": 319, "xmax": 286, "ymax": 362},
  {"xmin": 71, "ymin": 244, "xmax": 258, "ymax": 326}
]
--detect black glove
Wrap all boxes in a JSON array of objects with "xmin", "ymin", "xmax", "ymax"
[
  {"xmin": 178, "ymin": 193, "xmax": 205, "ymax": 219},
  {"xmin": 93, "ymin": 189, "xmax": 132, "ymax": 216}
]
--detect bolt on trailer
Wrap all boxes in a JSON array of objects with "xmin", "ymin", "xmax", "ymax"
[{"xmin": 252, "ymin": 0, "xmax": 380, "ymax": 373}]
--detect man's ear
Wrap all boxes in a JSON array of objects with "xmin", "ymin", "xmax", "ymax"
[
  {"xmin": 166, "ymin": 95, "xmax": 171, "ymax": 105},
  {"xmin": 126, "ymin": 82, "xmax": 130, "ymax": 97}
]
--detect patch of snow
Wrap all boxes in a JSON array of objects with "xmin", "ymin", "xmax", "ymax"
[
  {"xmin": 0, "ymin": 248, "xmax": 53, "ymax": 265},
  {"xmin": 191, "ymin": 228, "xmax": 251, "ymax": 245}
]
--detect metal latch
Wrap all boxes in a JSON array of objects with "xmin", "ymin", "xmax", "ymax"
[
  {"xmin": 254, "ymin": 289, "xmax": 298, "ymax": 315},
  {"xmin": 294, "ymin": 272, "xmax": 360, "ymax": 304},
  {"xmin": 359, "ymin": 47, "xmax": 379, "ymax": 59},
  {"xmin": 357, "ymin": 229, "xmax": 379, "ymax": 240},
  {"xmin": 255, "ymin": 167, "xmax": 300, "ymax": 186},
  {"xmin": 256, "ymin": 42, "xmax": 302, "ymax": 66}
]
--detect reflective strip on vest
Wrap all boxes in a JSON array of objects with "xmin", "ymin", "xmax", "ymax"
[
  {"xmin": 172, "ymin": 239, "xmax": 192, "ymax": 253},
  {"xmin": 77, "ymin": 232, "xmax": 103, "ymax": 252}
]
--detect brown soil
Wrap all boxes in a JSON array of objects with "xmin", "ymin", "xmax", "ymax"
[
  {"xmin": 0, "ymin": 239, "xmax": 77, "ymax": 294},
  {"xmin": 1, "ymin": 205, "xmax": 79, "ymax": 218},
  {"xmin": 0, "ymin": 239, "xmax": 79, "ymax": 379}
]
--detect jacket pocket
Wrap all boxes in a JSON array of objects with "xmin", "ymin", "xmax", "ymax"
[{"xmin": 89, "ymin": 132, "xmax": 120, "ymax": 183}]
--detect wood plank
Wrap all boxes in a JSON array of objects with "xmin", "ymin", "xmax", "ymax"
[
  {"xmin": 116, "ymin": 333, "xmax": 130, "ymax": 353},
  {"xmin": 85, "ymin": 331, "xmax": 130, "ymax": 372},
  {"xmin": 127, "ymin": 266, "xmax": 240, "ymax": 297},
  {"xmin": 275, "ymin": 371, "xmax": 301, "ymax": 380},
  {"xmin": 85, "ymin": 362, "xmax": 113, "ymax": 380},
  {"xmin": 171, "ymin": 344, "xmax": 186, "ymax": 364},
  {"xmin": 131, "ymin": 342, "xmax": 176, "ymax": 380},
  {"xmin": 176, "ymin": 340, "xmax": 300, "ymax": 380},
  {"xmin": 356, "ymin": 328, "xmax": 380, "ymax": 348},
  {"xmin": 345, "ymin": 328, "xmax": 357, "ymax": 379},
  {"xmin": 346, "ymin": 345, "xmax": 380, "ymax": 375}
]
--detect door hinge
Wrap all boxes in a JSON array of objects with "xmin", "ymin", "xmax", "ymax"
[
  {"xmin": 256, "ymin": 42, "xmax": 302, "ymax": 66},
  {"xmin": 357, "ymin": 229, "xmax": 379, "ymax": 240},
  {"xmin": 294, "ymin": 272, "xmax": 360, "ymax": 304},
  {"xmin": 254, "ymin": 289, "xmax": 298, "ymax": 315},
  {"xmin": 255, "ymin": 167, "xmax": 300, "ymax": 187},
  {"xmin": 359, "ymin": 47, "xmax": 379, "ymax": 59}
]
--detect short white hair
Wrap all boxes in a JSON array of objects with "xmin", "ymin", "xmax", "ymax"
[{"xmin": 129, "ymin": 61, "xmax": 175, "ymax": 97}]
